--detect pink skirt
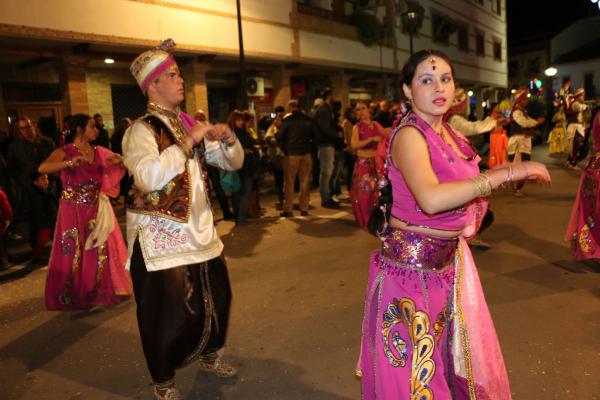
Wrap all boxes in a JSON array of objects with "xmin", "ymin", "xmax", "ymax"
[
  {"xmin": 357, "ymin": 228, "xmax": 511, "ymax": 399},
  {"xmin": 351, "ymin": 157, "xmax": 380, "ymax": 229},
  {"xmin": 45, "ymin": 199, "xmax": 132, "ymax": 310}
]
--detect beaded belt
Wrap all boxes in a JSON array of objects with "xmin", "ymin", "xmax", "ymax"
[
  {"xmin": 61, "ymin": 181, "xmax": 100, "ymax": 205},
  {"xmin": 379, "ymin": 227, "xmax": 458, "ymax": 272}
]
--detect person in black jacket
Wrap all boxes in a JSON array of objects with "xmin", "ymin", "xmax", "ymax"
[
  {"xmin": 277, "ymin": 99, "xmax": 316, "ymax": 217},
  {"xmin": 315, "ymin": 88, "xmax": 343, "ymax": 208},
  {"xmin": 28, "ymin": 172, "xmax": 57, "ymax": 265},
  {"xmin": 228, "ymin": 110, "xmax": 258, "ymax": 226}
]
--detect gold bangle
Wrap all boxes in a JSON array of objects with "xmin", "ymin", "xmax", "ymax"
[
  {"xmin": 65, "ymin": 160, "xmax": 74, "ymax": 169},
  {"xmin": 470, "ymin": 174, "xmax": 492, "ymax": 197}
]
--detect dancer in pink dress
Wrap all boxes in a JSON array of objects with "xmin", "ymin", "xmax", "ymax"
[
  {"xmin": 566, "ymin": 108, "xmax": 600, "ymax": 260},
  {"xmin": 39, "ymin": 114, "xmax": 132, "ymax": 310},
  {"xmin": 351, "ymin": 101, "xmax": 385, "ymax": 229},
  {"xmin": 358, "ymin": 50, "xmax": 551, "ymax": 399}
]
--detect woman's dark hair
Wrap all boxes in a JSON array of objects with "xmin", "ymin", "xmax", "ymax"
[
  {"xmin": 65, "ymin": 114, "xmax": 92, "ymax": 144},
  {"xmin": 368, "ymin": 49, "xmax": 454, "ymax": 237},
  {"xmin": 226, "ymin": 109, "xmax": 245, "ymax": 130},
  {"xmin": 343, "ymin": 106, "xmax": 354, "ymax": 122},
  {"xmin": 398, "ymin": 49, "xmax": 455, "ymax": 102}
]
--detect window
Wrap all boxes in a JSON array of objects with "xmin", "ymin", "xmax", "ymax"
[
  {"xmin": 457, "ymin": 24, "xmax": 469, "ymax": 51},
  {"xmin": 493, "ymin": 39, "xmax": 502, "ymax": 60},
  {"xmin": 584, "ymin": 72, "xmax": 596, "ymax": 98},
  {"xmin": 475, "ymin": 31, "xmax": 485, "ymax": 56},
  {"xmin": 508, "ymin": 61, "xmax": 519, "ymax": 77},
  {"xmin": 527, "ymin": 57, "xmax": 540, "ymax": 74},
  {"xmin": 492, "ymin": 0, "xmax": 502, "ymax": 15},
  {"xmin": 432, "ymin": 13, "xmax": 449, "ymax": 45}
]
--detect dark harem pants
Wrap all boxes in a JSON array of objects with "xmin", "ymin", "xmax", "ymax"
[{"xmin": 130, "ymin": 239, "xmax": 232, "ymax": 384}]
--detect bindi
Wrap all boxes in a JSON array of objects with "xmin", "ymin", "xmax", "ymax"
[{"xmin": 430, "ymin": 57, "xmax": 436, "ymax": 70}]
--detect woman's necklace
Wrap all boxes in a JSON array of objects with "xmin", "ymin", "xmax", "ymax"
[{"xmin": 74, "ymin": 142, "xmax": 93, "ymax": 156}]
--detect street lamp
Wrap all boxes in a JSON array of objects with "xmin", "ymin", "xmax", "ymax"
[
  {"xmin": 401, "ymin": 2, "xmax": 424, "ymax": 55},
  {"xmin": 544, "ymin": 67, "xmax": 558, "ymax": 77}
]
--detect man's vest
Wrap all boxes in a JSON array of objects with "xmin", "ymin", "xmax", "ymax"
[
  {"xmin": 510, "ymin": 104, "xmax": 535, "ymax": 137},
  {"xmin": 126, "ymin": 114, "xmax": 192, "ymax": 223}
]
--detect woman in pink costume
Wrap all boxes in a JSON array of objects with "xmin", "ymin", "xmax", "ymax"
[
  {"xmin": 39, "ymin": 114, "xmax": 132, "ymax": 310},
  {"xmin": 358, "ymin": 50, "xmax": 551, "ymax": 399},
  {"xmin": 566, "ymin": 108, "xmax": 600, "ymax": 260},
  {"xmin": 351, "ymin": 101, "xmax": 386, "ymax": 229}
]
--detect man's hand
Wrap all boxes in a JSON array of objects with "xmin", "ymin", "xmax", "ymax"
[{"xmin": 189, "ymin": 123, "xmax": 235, "ymax": 144}]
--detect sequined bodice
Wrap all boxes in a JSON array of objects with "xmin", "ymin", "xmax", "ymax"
[
  {"xmin": 389, "ymin": 112, "xmax": 480, "ymax": 231},
  {"xmin": 60, "ymin": 144, "xmax": 103, "ymax": 205}
]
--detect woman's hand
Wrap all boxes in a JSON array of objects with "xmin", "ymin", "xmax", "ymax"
[
  {"xmin": 518, "ymin": 161, "xmax": 552, "ymax": 186},
  {"xmin": 106, "ymin": 153, "xmax": 123, "ymax": 165},
  {"xmin": 70, "ymin": 156, "xmax": 86, "ymax": 167}
]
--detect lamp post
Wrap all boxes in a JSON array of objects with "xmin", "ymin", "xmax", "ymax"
[
  {"xmin": 400, "ymin": 2, "xmax": 424, "ymax": 55},
  {"xmin": 236, "ymin": 0, "xmax": 248, "ymax": 109}
]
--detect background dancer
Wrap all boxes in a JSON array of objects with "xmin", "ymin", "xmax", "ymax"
[{"xmin": 123, "ymin": 39, "xmax": 244, "ymax": 400}]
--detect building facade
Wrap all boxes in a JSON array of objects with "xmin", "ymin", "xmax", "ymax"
[{"xmin": 0, "ymin": 0, "xmax": 507, "ymax": 133}]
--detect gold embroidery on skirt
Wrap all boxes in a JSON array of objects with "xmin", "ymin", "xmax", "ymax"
[
  {"xmin": 381, "ymin": 297, "xmax": 436, "ymax": 399},
  {"xmin": 578, "ymin": 224, "xmax": 594, "ymax": 253},
  {"xmin": 59, "ymin": 227, "xmax": 82, "ymax": 306}
]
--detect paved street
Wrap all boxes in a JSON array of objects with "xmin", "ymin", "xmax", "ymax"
[{"xmin": 0, "ymin": 148, "xmax": 599, "ymax": 400}]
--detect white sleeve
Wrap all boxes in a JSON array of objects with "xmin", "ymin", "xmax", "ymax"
[
  {"xmin": 122, "ymin": 121, "xmax": 187, "ymax": 193},
  {"xmin": 512, "ymin": 110, "xmax": 539, "ymax": 128},
  {"xmin": 572, "ymin": 102, "xmax": 588, "ymax": 112},
  {"xmin": 204, "ymin": 138, "xmax": 244, "ymax": 171},
  {"xmin": 448, "ymin": 115, "xmax": 496, "ymax": 137}
]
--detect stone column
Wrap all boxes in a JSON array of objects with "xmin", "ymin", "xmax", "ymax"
[
  {"xmin": 331, "ymin": 71, "xmax": 350, "ymax": 111},
  {"xmin": 183, "ymin": 61, "xmax": 210, "ymax": 119},
  {"xmin": 272, "ymin": 66, "xmax": 294, "ymax": 108},
  {"xmin": 61, "ymin": 53, "xmax": 89, "ymax": 117}
]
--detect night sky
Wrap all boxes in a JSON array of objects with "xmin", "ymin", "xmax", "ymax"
[{"xmin": 507, "ymin": 0, "xmax": 599, "ymax": 47}]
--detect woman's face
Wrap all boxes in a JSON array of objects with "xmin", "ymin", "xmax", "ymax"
[
  {"xmin": 403, "ymin": 56, "xmax": 455, "ymax": 118},
  {"xmin": 355, "ymin": 102, "xmax": 370, "ymax": 120},
  {"xmin": 83, "ymin": 118, "xmax": 98, "ymax": 142},
  {"xmin": 234, "ymin": 118, "xmax": 245, "ymax": 129}
]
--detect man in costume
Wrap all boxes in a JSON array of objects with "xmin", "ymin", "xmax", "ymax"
[
  {"xmin": 445, "ymin": 87, "xmax": 500, "ymax": 249},
  {"xmin": 508, "ymin": 88, "xmax": 544, "ymax": 196},
  {"xmin": 122, "ymin": 39, "xmax": 244, "ymax": 400},
  {"xmin": 445, "ymin": 87, "xmax": 497, "ymax": 137},
  {"xmin": 565, "ymin": 88, "xmax": 589, "ymax": 170}
]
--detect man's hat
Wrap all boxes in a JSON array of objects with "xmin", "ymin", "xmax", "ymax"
[
  {"xmin": 513, "ymin": 88, "xmax": 529, "ymax": 104},
  {"xmin": 130, "ymin": 38, "xmax": 177, "ymax": 94},
  {"xmin": 574, "ymin": 88, "xmax": 585, "ymax": 98}
]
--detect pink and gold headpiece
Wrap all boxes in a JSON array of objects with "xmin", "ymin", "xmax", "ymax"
[{"xmin": 130, "ymin": 38, "xmax": 177, "ymax": 94}]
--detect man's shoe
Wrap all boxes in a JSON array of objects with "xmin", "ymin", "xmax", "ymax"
[
  {"xmin": 153, "ymin": 381, "xmax": 184, "ymax": 400},
  {"xmin": 198, "ymin": 356, "xmax": 237, "ymax": 378},
  {"xmin": 300, "ymin": 211, "xmax": 309, "ymax": 216},
  {"xmin": 280, "ymin": 211, "xmax": 293, "ymax": 218},
  {"xmin": 331, "ymin": 195, "xmax": 341, "ymax": 203},
  {"xmin": 321, "ymin": 200, "xmax": 340, "ymax": 209}
]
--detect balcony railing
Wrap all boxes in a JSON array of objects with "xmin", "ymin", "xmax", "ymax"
[{"xmin": 297, "ymin": 3, "xmax": 351, "ymax": 25}]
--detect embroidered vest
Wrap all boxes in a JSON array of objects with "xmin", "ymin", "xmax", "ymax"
[
  {"xmin": 510, "ymin": 104, "xmax": 534, "ymax": 136},
  {"xmin": 126, "ymin": 115, "xmax": 192, "ymax": 223},
  {"xmin": 566, "ymin": 100, "xmax": 583, "ymax": 124}
]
